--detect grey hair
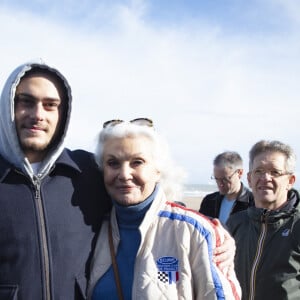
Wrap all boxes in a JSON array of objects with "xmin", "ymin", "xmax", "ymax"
[
  {"xmin": 213, "ymin": 151, "xmax": 243, "ymax": 170},
  {"xmin": 249, "ymin": 140, "xmax": 296, "ymax": 173},
  {"xmin": 94, "ymin": 122, "xmax": 186, "ymax": 201}
]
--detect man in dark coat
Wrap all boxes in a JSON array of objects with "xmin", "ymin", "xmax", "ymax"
[
  {"xmin": 227, "ymin": 140, "xmax": 300, "ymax": 300},
  {"xmin": 199, "ymin": 151, "xmax": 253, "ymax": 224},
  {"xmin": 0, "ymin": 61, "xmax": 111, "ymax": 300}
]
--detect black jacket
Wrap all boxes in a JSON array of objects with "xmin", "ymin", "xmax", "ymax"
[
  {"xmin": 199, "ymin": 182, "xmax": 254, "ymax": 218},
  {"xmin": 0, "ymin": 61, "xmax": 112, "ymax": 300},
  {"xmin": 227, "ymin": 189, "xmax": 300, "ymax": 300},
  {"xmin": 0, "ymin": 149, "xmax": 111, "ymax": 300}
]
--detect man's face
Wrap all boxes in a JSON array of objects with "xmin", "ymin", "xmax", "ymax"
[
  {"xmin": 213, "ymin": 166, "xmax": 241, "ymax": 196},
  {"xmin": 247, "ymin": 151, "xmax": 295, "ymax": 210},
  {"xmin": 14, "ymin": 74, "xmax": 63, "ymax": 163}
]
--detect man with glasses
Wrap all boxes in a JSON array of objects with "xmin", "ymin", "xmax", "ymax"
[
  {"xmin": 199, "ymin": 151, "xmax": 253, "ymax": 224},
  {"xmin": 227, "ymin": 140, "xmax": 300, "ymax": 300}
]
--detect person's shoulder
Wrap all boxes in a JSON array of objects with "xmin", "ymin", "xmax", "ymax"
[
  {"xmin": 226, "ymin": 210, "xmax": 248, "ymax": 229},
  {"xmin": 169, "ymin": 202, "xmax": 215, "ymax": 226},
  {"xmin": 67, "ymin": 148, "xmax": 93, "ymax": 157},
  {"xmin": 199, "ymin": 191, "xmax": 221, "ymax": 215},
  {"xmin": 167, "ymin": 201, "xmax": 201, "ymax": 216},
  {"xmin": 202, "ymin": 191, "xmax": 220, "ymax": 202},
  {"xmin": 66, "ymin": 148, "xmax": 95, "ymax": 163},
  {"xmin": 63, "ymin": 148, "xmax": 100, "ymax": 173},
  {"xmin": 200, "ymin": 192, "xmax": 221, "ymax": 210},
  {"xmin": 162, "ymin": 203, "xmax": 222, "ymax": 247},
  {"xmin": 229, "ymin": 209, "xmax": 248, "ymax": 220}
]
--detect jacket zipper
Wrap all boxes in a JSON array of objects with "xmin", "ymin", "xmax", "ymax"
[
  {"xmin": 34, "ymin": 176, "xmax": 51, "ymax": 300},
  {"xmin": 249, "ymin": 211, "xmax": 268, "ymax": 300}
]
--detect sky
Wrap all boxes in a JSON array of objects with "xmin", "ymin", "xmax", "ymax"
[{"xmin": 1, "ymin": 0, "xmax": 300, "ymax": 186}]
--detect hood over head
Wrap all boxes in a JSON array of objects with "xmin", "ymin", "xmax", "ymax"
[{"xmin": 0, "ymin": 59, "xmax": 72, "ymax": 179}]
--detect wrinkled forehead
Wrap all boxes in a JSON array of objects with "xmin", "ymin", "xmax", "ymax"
[
  {"xmin": 252, "ymin": 151, "xmax": 287, "ymax": 167},
  {"xmin": 102, "ymin": 135, "xmax": 158, "ymax": 162}
]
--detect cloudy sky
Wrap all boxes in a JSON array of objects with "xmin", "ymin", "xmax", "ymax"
[{"xmin": 1, "ymin": 0, "xmax": 300, "ymax": 186}]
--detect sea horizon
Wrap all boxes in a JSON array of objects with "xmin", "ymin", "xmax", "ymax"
[{"xmin": 183, "ymin": 183, "xmax": 217, "ymax": 198}]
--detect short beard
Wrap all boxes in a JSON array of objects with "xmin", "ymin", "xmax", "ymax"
[{"xmin": 20, "ymin": 140, "xmax": 52, "ymax": 162}]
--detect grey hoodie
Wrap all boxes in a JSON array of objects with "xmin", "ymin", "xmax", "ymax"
[{"xmin": 0, "ymin": 60, "xmax": 72, "ymax": 180}]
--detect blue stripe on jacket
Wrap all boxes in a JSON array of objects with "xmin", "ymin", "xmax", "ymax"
[{"xmin": 158, "ymin": 210, "xmax": 226, "ymax": 299}]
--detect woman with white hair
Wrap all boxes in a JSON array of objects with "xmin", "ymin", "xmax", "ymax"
[{"xmin": 88, "ymin": 118, "xmax": 241, "ymax": 300}]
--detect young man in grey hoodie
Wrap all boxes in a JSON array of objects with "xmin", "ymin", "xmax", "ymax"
[{"xmin": 0, "ymin": 61, "xmax": 111, "ymax": 300}]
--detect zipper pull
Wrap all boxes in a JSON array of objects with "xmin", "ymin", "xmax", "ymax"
[
  {"xmin": 261, "ymin": 209, "xmax": 270, "ymax": 223},
  {"xmin": 33, "ymin": 175, "xmax": 41, "ymax": 199}
]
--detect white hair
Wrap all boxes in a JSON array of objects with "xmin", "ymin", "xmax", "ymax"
[{"xmin": 94, "ymin": 122, "xmax": 186, "ymax": 201}]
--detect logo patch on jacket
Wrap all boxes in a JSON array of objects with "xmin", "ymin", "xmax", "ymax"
[
  {"xmin": 282, "ymin": 228, "xmax": 290, "ymax": 236},
  {"xmin": 156, "ymin": 256, "xmax": 179, "ymax": 284}
]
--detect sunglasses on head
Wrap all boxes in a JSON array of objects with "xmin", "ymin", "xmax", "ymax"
[{"xmin": 103, "ymin": 118, "xmax": 154, "ymax": 128}]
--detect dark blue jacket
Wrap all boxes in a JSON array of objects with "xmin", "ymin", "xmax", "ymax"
[
  {"xmin": 0, "ymin": 149, "xmax": 111, "ymax": 300},
  {"xmin": 0, "ymin": 61, "xmax": 112, "ymax": 299}
]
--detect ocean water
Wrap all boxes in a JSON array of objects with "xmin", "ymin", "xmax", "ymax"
[{"xmin": 183, "ymin": 183, "xmax": 217, "ymax": 198}]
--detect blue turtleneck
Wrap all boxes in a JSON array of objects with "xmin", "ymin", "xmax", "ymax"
[{"xmin": 92, "ymin": 186, "xmax": 158, "ymax": 300}]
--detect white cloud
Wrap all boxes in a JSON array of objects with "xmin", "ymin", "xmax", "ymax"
[{"xmin": 1, "ymin": 1, "xmax": 300, "ymax": 187}]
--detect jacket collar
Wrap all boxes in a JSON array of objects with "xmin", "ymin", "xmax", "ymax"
[
  {"xmin": 248, "ymin": 189, "xmax": 300, "ymax": 222},
  {"xmin": 54, "ymin": 149, "xmax": 82, "ymax": 173},
  {"xmin": 0, "ymin": 148, "xmax": 82, "ymax": 182},
  {"xmin": 219, "ymin": 182, "xmax": 251, "ymax": 203}
]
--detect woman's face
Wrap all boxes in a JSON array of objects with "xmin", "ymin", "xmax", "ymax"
[{"xmin": 102, "ymin": 136, "xmax": 160, "ymax": 206}]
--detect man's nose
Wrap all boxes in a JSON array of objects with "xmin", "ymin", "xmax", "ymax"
[{"xmin": 31, "ymin": 102, "xmax": 45, "ymax": 120}]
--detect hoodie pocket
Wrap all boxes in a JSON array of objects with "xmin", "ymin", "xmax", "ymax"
[{"xmin": 0, "ymin": 285, "xmax": 18, "ymax": 300}]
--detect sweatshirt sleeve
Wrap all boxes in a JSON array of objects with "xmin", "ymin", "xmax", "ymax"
[{"xmin": 192, "ymin": 214, "xmax": 242, "ymax": 300}]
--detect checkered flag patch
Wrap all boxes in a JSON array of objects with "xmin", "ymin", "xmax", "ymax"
[
  {"xmin": 156, "ymin": 256, "xmax": 179, "ymax": 284},
  {"xmin": 157, "ymin": 271, "xmax": 169, "ymax": 283}
]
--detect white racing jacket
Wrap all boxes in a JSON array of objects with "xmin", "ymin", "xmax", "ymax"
[{"xmin": 88, "ymin": 188, "xmax": 241, "ymax": 300}]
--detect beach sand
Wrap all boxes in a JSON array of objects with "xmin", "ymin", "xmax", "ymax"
[{"xmin": 182, "ymin": 196, "xmax": 203, "ymax": 211}]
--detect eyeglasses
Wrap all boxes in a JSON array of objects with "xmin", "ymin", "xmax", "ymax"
[
  {"xmin": 250, "ymin": 168, "xmax": 291, "ymax": 179},
  {"xmin": 103, "ymin": 118, "xmax": 154, "ymax": 128},
  {"xmin": 211, "ymin": 169, "xmax": 239, "ymax": 183}
]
